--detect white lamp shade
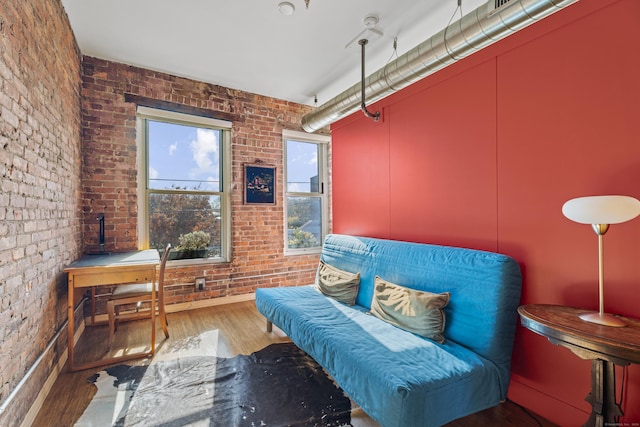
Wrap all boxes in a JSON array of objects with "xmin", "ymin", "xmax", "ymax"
[{"xmin": 562, "ymin": 195, "xmax": 640, "ymax": 224}]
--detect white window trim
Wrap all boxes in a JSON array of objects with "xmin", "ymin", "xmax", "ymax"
[
  {"xmin": 283, "ymin": 129, "xmax": 330, "ymax": 256},
  {"xmin": 136, "ymin": 106, "xmax": 232, "ymax": 263}
]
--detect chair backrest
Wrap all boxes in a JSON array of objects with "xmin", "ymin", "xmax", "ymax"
[{"xmin": 157, "ymin": 243, "xmax": 171, "ymax": 302}]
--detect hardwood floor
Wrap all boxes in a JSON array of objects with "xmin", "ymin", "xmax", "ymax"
[{"xmin": 33, "ymin": 300, "xmax": 557, "ymax": 426}]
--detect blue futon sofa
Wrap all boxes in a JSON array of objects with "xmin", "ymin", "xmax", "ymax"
[{"xmin": 255, "ymin": 234, "xmax": 522, "ymax": 427}]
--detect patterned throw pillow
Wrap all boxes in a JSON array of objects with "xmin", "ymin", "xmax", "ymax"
[
  {"xmin": 370, "ymin": 276, "xmax": 449, "ymax": 343},
  {"xmin": 315, "ymin": 260, "xmax": 360, "ymax": 305}
]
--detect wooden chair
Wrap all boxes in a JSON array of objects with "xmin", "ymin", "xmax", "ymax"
[{"xmin": 107, "ymin": 243, "xmax": 171, "ymax": 349}]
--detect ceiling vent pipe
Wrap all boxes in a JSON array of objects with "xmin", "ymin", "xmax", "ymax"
[
  {"xmin": 358, "ymin": 39, "xmax": 381, "ymax": 122},
  {"xmin": 301, "ymin": 0, "xmax": 578, "ymax": 133}
]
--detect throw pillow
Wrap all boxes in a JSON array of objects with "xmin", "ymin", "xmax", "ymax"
[
  {"xmin": 370, "ymin": 276, "xmax": 449, "ymax": 343},
  {"xmin": 315, "ymin": 260, "xmax": 360, "ymax": 305}
]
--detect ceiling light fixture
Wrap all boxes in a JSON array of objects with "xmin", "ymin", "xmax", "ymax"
[
  {"xmin": 345, "ymin": 15, "xmax": 383, "ymax": 49},
  {"xmin": 278, "ymin": 2, "xmax": 295, "ymax": 15},
  {"xmin": 363, "ymin": 15, "xmax": 378, "ymax": 29}
]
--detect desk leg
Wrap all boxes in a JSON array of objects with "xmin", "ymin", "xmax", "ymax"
[
  {"xmin": 67, "ymin": 275, "xmax": 75, "ymax": 370},
  {"xmin": 583, "ymin": 359, "xmax": 623, "ymax": 427},
  {"xmin": 150, "ymin": 279, "xmax": 156, "ymax": 355},
  {"xmin": 90, "ymin": 286, "xmax": 96, "ymax": 326}
]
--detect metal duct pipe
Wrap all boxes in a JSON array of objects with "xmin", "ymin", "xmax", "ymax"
[
  {"xmin": 301, "ymin": 0, "xmax": 578, "ymax": 133},
  {"xmin": 359, "ymin": 39, "xmax": 381, "ymax": 122}
]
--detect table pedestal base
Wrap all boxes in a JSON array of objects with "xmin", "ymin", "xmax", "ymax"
[{"xmin": 584, "ymin": 359, "xmax": 622, "ymax": 427}]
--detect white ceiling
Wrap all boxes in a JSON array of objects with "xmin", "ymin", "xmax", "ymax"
[{"xmin": 62, "ymin": 0, "xmax": 486, "ymax": 106}]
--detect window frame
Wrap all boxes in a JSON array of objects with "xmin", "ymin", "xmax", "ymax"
[
  {"xmin": 283, "ymin": 129, "xmax": 330, "ymax": 256},
  {"xmin": 136, "ymin": 106, "xmax": 232, "ymax": 264}
]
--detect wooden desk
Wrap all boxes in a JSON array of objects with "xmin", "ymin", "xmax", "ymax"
[
  {"xmin": 518, "ymin": 304, "xmax": 640, "ymax": 427},
  {"xmin": 64, "ymin": 250, "xmax": 159, "ymax": 371}
]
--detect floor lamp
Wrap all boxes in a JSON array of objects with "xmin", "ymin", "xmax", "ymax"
[{"xmin": 562, "ymin": 195, "xmax": 640, "ymax": 327}]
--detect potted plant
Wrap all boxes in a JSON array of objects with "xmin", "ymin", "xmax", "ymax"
[{"xmin": 170, "ymin": 230, "xmax": 211, "ymax": 260}]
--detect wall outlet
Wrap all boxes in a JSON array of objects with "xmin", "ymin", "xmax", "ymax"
[{"xmin": 195, "ymin": 277, "xmax": 206, "ymax": 291}]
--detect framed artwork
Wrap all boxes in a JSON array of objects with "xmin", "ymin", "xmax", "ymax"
[{"xmin": 244, "ymin": 164, "xmax": 276, "ymax": 205}]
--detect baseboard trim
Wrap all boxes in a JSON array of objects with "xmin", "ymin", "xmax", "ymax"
[
  {"xmin": 19, "ymin": 344, "xmax": 68, "ymax": 427},
  {"xmin": 85, "ymin": 292, "xmax": 257, "ymax": 325},
  {"xmin": 167, "ymin": 293, "xmax": 256, "ymax": 313},
  {"xmin": 7, "ymin": 304, "xmax": 85, "ymax": 427},
  {"xmin": 508, "ymin": 374, "xmax": 588, "ymax": 426}
]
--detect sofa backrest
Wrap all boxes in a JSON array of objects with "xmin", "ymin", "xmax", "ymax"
[{"xmin": 319, "ymin": 234, "xmax": 522, "ymax": 370}]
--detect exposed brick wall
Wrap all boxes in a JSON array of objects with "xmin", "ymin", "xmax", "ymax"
[
  {"xmin": 0, "ymin": 1, "xmax": 330, "ymax": 422},
  {"xmin": 81, "ymin": 56, "xmax": 330, "ymax": 309},
  {"xmin": 0, "ymin": 0, "xmax": 82, "ymax": 425}
]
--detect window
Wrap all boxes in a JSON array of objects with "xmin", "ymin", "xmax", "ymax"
[
  {"xmin": 284, "ymin": 129, "xmax": 329, "ymax": 254},
  {"xmin": 137, "ymin": 107, "xmax": 231, "ymax": 262}
]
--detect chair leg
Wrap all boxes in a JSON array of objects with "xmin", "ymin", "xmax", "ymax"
[
  {"xmin": 114, "ymin": 306, "xmax": 120, "ymax": 332},
  {"xmin": 160, "ymin": 306, "xmax": 169, "ymax": 339}
]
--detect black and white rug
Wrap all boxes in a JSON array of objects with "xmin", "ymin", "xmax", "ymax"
[{"xmin": 77, "ymin": 343, "xmax": 354, "ymax": 427}]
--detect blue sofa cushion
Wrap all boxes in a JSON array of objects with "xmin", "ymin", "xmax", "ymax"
[
  {"xmin": 256, "ymin": 285, "xmax": 507, "ymax": 427},
  {"xmin": 319, "ymin": 234, "xmax": 522, "ymax": 380}
]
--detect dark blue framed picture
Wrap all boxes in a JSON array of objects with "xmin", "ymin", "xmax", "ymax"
[{"xmin": 244, "ymin": 164, "xmax": 276, "ymax": 205}]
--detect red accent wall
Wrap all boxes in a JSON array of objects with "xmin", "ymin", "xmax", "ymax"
[{"xmin": 331, "ymin": 0, "xmax": 640, "ymax": 424}]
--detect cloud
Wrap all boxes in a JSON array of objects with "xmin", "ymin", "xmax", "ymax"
[
  {"xmin": 190, "ymin": 129, "xmax": 219, "ymax": 175},
  {"xmin": 306, "ymin": 151, "xmax": 318, "ymax": 166},
  {"xmin": 149, "ymin": 166, "xmax": 158, "ymax": 180},
  {"xmin": 289, "ymin": 143, "xmax": 317, "ymax": 167},
  {"xmin": 169, "ymin": 142, "xmax": 178, "ymax": 155}
]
